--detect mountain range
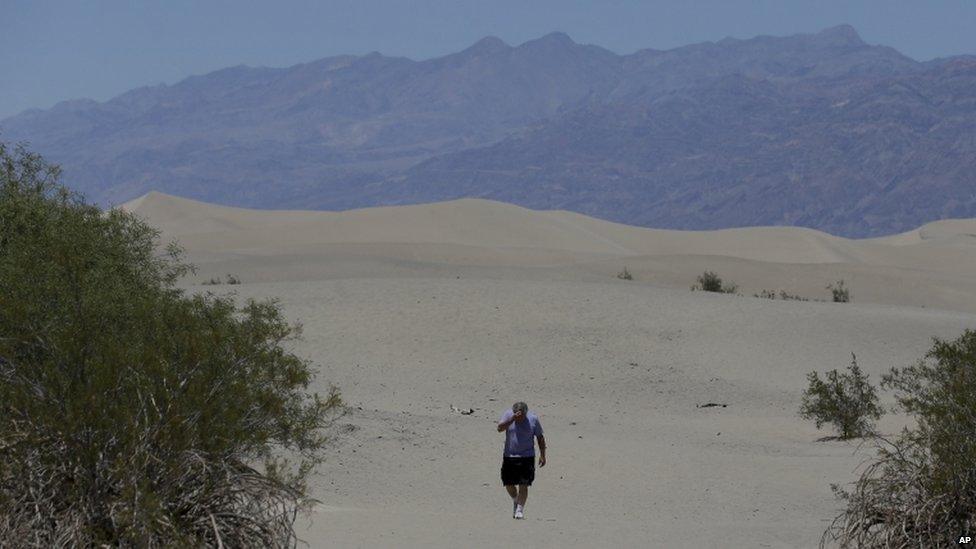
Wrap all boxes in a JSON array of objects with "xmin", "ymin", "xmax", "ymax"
[{"xmin": 3, "ymin": 25, "xmax": 975, "ymax": 236}]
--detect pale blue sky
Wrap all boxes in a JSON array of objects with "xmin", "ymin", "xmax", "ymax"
[{"xmin": 2, "ymin": 0, "xmax": 975, "ymax": 119}]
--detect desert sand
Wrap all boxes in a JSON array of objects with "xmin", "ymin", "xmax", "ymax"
[{"xmin": 124, "ymin": 192, "xmax": 976, "ymax": 548}]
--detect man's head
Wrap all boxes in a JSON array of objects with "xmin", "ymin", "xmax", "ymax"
[{"xmin": 512, "ymin": 401, "xmax": 528, "ymax": 420}]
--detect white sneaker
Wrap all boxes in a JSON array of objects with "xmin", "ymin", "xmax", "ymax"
[{"xmin": 514, "ymin": 505, "xmax": 524, "ymax": 519}]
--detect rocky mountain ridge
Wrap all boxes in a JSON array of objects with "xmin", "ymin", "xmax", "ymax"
[{"xmin": 3, "ymin": 25, "xmax": 974, "ymax": 236}]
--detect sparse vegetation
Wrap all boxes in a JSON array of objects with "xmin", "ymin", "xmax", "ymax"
[
  {"xmin": 823, "ymin": 331, "xmax": 976, "ymax": 548},
  {"xmin": 691, "ymin": 270, "xmax": 737, "ymax": 294},
  {"xmin": 800, "ymin": 353, "xmax": 882, "ymax": 440},
  {"xmin": 0, "ymin": 143, "xmax": 339, "ymax": 547},
  {"xmin": 203, "ymin": 273, "xmax": 242, "ymax": 285},
  {"xmin": 780, "ymin": 290, "xmax": 810, "ymax": 301},
  {"xmin": 754, "ymin": 289, "xmax": 812, "ymax": 301},
  {"xmin": 827, "ymin": 279, "xmax": 851, "ymax": 303},
  {"xmin": 617, "ymin": 267, "xmax": 633, "ymax": 280}
]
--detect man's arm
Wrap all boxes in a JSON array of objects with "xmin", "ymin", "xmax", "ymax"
[
  {"xmin": 497, "ymin": 410, "xmax": 519, "ymax": 432},
  {"xmin": 537, "ymin": 434, "xmax": 546, "ymax": 467}
]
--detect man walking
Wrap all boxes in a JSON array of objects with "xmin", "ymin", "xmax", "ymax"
[{"xmin": 497, "ymin": 401, "xmax": 546, "ymax": 519}]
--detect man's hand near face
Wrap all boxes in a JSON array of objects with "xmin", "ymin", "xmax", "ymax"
[{"xmin": 498, "ymin": 409, "xmax": 522, "ymax": 432}]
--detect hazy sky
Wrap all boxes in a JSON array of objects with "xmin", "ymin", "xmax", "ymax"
[{"xmin": 2, "ymin": 0, "xmax": 975, "ymax": 119}]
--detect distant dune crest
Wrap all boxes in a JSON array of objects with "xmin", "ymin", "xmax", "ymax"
[{"xmin": 122, "ymin": 192, "xmax": 976, "ymax": 264}]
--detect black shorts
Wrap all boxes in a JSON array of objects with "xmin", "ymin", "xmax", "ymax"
[{"xmin": 500, "ymin": 456, "xmax": 535, "ymax": 486}]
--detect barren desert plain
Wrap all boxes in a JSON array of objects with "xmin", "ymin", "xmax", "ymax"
[{"xmin": 124, "ymin": 192, "xmax": 976, "ymax": 548}]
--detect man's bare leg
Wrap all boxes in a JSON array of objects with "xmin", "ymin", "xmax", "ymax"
[
  {"xmin": 513, "ymin": 485, "xmax": 529, "ymax": 518},
  {"xmin": 505, "ymin": 485, "xmax": 518, "ymax": 517}
]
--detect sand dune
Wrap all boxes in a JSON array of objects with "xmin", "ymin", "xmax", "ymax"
[
  {"xmin": 123, "ymin": 191, "xmax": 976, "ymax": 260},
  {"xmin": 124, "ymin": 192, "xmax": 976, "ymax": 313},
  {"xmin": 120, "ymin": 192, "xmax": 976, "ymax": 547},
  {"xmin": 874, "ymin": 217, "xmax": 976, "ymax": 245}
]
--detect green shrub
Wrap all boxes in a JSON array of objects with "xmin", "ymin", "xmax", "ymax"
[
  {"xmin": 799, "ymin": 353, "xmax": 882, "ymax": 440},
  {"xmin": 0, "ymin": 143, "xmax": 340, "ymax": 547},
  {"xmin": 692, "ymin": 271, "xmax": 737, "ymax": 294},
  {"xmin": 827, "ymin": 279, "xmax": 851, "ymax": 303},
  {"xmin": 824, "ymin": 330, "xmax": 976, "ymax": 547},
  {"xmin": 617, "ymin": 267, "xmax": 633, "ymax": 280}
]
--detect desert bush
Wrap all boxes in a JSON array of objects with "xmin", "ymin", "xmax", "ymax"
[
  {"xmin": 691, "ymin": 270, "xmax": 737, "ymax": 294},
  {"xmin": 779, "ymin": 290, "xmax": 810, "ymax": 302},
  {"xmin": 617, "ymin": 267, "xmax": 633, "ymax": 280},
  {"xmin": 822, "ymin": 330, "xmax": 976, "ymax": 547},
  {"xmin": 827, "ymin": 280, "xmax": 851, "ymax": 303},
  {"xmin": 0, "ymin": 143, "xmax": 340, "ymax": 547},
  {"xmin": 799, "ymin": 353, "xmax": 882, "ymax": 440}
]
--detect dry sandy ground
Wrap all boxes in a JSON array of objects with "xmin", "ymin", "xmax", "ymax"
[{"xmin": 124, "ymin": 193, "xmax": 976, "ymax": 548}]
